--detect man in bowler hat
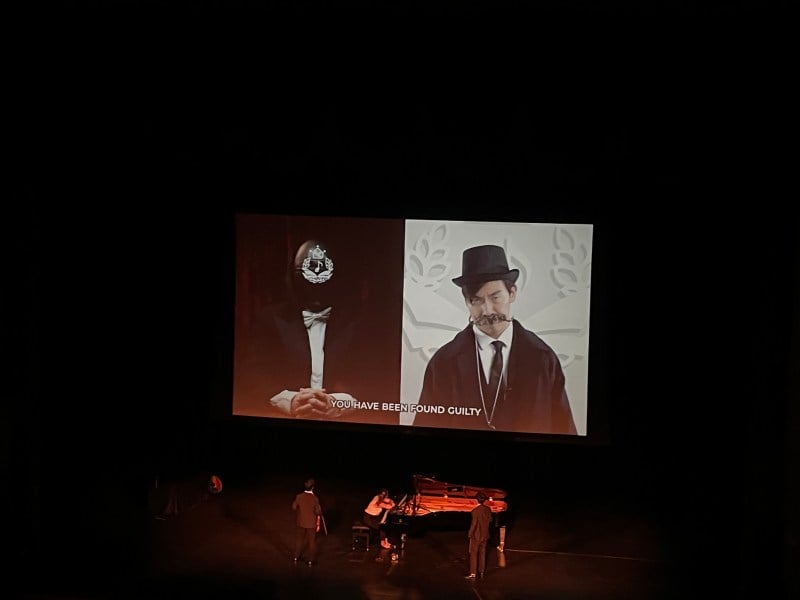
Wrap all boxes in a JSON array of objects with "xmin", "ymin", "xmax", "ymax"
[{"xmin": 413, "ymin": 244, "xmax": 576, "ymax": 434}]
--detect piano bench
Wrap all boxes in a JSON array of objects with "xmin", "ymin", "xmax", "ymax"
[{"xmin": 352, "ymin": 524, "xmax": 371, "ymax": 550}]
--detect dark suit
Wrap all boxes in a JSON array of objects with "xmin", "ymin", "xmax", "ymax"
[
  {"xmin": 292, "ymin": 490, "xmax": 321, "ymax": 562},
  {"xmin": 413, "ymin": 319, "xmax": 577, "ymax": 434},
  {"xmin": 233, "ymin": 301, "xmax": 399, "ymax": 425},
  {"xmin": 468, "ymin": 502, "xmax": 493, "ymax": 576}
]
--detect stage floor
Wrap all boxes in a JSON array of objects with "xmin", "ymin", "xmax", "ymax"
[{"xmin": 15, "ymin": 471, "xmax": 703, "ymax": 600}]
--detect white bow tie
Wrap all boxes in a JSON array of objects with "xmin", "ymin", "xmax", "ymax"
[{"xmin": 302, "ymin": 307, "xmax": 332, "ymax": 328}]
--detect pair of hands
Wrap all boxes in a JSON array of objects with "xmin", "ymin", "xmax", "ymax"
[{"xmin": 290, "ymin": 388, "xmax": 346, "ymax": 419}]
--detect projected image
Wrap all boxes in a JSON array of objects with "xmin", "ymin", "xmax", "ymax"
[
  {"xmin": 400, "ymin": 220, "xmax": 592, "ymax": 435},
  {"xmin": 232, "ymin": 214, "xmax": 592, "ymax": 436},
  {"xmin": 232, "ymin": 214, "xmax": 405, "ymax": 425}
]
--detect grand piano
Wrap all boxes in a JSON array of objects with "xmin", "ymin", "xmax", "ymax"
[{"xmin": 385, "ymin": 474, "xmax": 509, "ymax": 535}]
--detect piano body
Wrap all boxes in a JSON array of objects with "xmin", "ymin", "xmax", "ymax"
[{"xmin": 385, "ymin": 474, "xmax": 509, "ymax": 536}]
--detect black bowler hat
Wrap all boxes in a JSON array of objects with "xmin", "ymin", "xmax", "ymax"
[{"xmin": 452, "ymin": 245, "xmax": 520, "ymax": 287}]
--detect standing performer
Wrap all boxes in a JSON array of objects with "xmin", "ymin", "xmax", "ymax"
[
  {"xmin": 292, "ymin": 478, "xmax": 322, "ymax": 566},
  {"xmin": 465, "ymin": 491, "xmax": 493, "ymax": 580}
]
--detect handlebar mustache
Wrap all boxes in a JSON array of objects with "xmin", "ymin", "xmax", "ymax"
[{"xmin": 470, "ymin": 314, "xmax": 510, "ymax": 325}]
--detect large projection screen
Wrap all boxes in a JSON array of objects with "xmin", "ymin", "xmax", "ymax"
[{"xmin": 232, "ymin": 213, "xmax": 592, "ymax": 437}]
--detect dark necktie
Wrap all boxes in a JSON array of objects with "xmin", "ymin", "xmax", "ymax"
[{"xmin": 488, "ymin": 340, "xmax": 504, "ymax": 394}]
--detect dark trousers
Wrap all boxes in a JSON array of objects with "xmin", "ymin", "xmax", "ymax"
[
  {"xmin": 294, "ymin": 526, "xmax": 317, "ymax": 561},
  {"xmin": 363, "ymin": 511, "xmax": 386, "ymax": 542},
  {"xmin": 468, "ymin": 537, "xmax": 488, "ymax": 575}
]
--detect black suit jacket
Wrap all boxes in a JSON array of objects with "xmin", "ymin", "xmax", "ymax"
[
  {"xmin": 413, "ymin": 320, "xmax": 577, "ymax": 434},
  {"xmin": 292, "ymin": 491, "xmax": 321, "ymax": 529},
  {"xmin": 468, "ymin": 503, "xmax": 493, "ymax": 542},
  {"xmin": 233, "ymin": 301, "xmax": 398, "ymax": 425}
]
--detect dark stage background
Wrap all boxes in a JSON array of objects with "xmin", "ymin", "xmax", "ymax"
[{"xmin": 5, "ymin": 13, "xmax": 798, "ymax": 597}]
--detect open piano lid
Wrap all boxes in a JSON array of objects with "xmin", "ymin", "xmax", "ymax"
[{"xmin": 393, "ymin": 474, "xmax": 508, "ymax": 517}]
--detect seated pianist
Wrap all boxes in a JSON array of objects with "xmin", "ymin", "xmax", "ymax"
[{"xmin": 363, "ymin": 488, "xmax": 396, "ymax": 549}]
